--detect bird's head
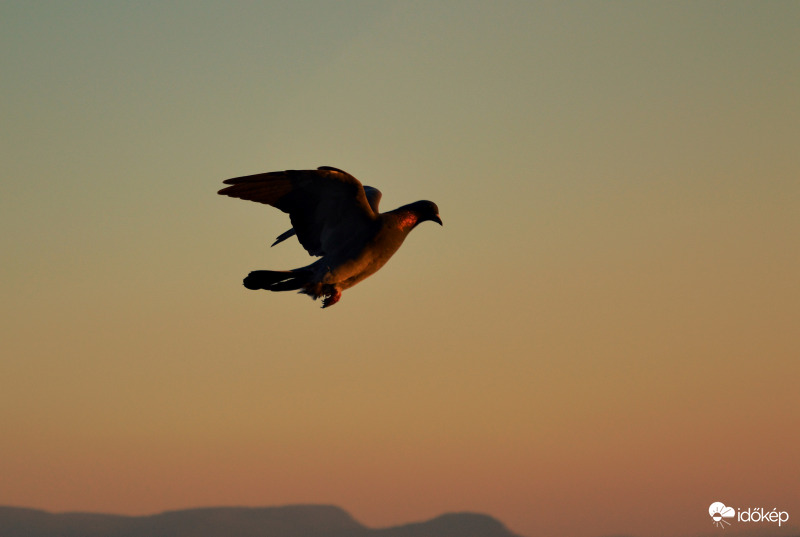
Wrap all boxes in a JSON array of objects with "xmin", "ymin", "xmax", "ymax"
[
  {"xmin": 412, "ymin": 200, "xmax": 443, "ymax": 226},
  {"xmin": 393, "ymin": 200, "xmax": 443, "ymax": 231}
]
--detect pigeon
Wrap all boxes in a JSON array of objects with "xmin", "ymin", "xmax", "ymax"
[{"xmin": 218, "ymin": 166, "xmax": 442, "ymax": 308}]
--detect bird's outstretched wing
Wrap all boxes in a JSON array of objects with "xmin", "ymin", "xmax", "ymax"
[
  {"xmin": 270, "ymin": 184, "xmax": 383, "ymax": 248},
  {"xmin": 218, "ymin": 166, "xmax": 376, "ymax": 257}
]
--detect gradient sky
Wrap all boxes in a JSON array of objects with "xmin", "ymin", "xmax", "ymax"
[{"xmin": 1, "ymin": 2, "xmax": 798, "ymax": 537}]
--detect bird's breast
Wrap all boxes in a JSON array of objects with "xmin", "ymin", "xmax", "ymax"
[{"xmin": 319, "ymin": 227, "xmax": 407, "ymax": 290}]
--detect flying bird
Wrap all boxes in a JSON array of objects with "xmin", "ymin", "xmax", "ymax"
[{"xmin": 218, "ymin": 166, "xmax": 442, "ymax": 308}]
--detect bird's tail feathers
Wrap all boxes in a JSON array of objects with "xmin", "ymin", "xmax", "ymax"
[{"xmin": 243, "ymin": 269, "xmax": 311, "ymax": 292}]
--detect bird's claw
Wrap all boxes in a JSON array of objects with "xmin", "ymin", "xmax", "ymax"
[{"xmin": 321, "ymin": 290, "xmax": 341, "ymax": 308}]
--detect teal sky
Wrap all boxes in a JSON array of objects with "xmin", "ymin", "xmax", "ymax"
[{"xmin": 1, "ymin": 3, "xmax": 798, "ymax": 537}]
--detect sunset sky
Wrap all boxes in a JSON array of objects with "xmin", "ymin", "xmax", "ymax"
[{"xmin": 1, "ymin": 2, "xmax": 798, "ymax": 537}]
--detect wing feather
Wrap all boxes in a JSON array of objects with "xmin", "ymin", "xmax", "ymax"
[
  {"xmin": 218, "ymin": 167, "xmax": 376, "ymax": 257},
  {"xmin": 269, "ymin": 184, "xmax": 383, "ymax": 248}
]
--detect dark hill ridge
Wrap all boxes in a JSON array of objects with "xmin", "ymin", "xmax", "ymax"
[
  {"xmin": 374, "ymin": 512, "xmax": 517, "ymax": 537},
  {"xmin": 0, "ymin": 505, "xmax": 523, "ymax": 537}
]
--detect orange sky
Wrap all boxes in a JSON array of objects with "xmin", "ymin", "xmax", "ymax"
[{"xmin": 1, "ymin": 3, "xmax": 798, "ymax": 537}]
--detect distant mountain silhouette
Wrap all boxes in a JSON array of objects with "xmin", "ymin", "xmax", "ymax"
[
  {"xmin": 4, "ymin": 505, "xmax": 796, "ymax": 537},
  {"xmin": 373, "ymin": 512, "xmax": 520, "ymax": 537},
  {"xmin": 0, "ymin": 505, "xmax": 523, "ymax": 537}
]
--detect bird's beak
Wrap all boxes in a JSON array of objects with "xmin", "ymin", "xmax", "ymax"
[{"xmin": 433, "ymin": 214, "xmax": 443, "ymax": 226}]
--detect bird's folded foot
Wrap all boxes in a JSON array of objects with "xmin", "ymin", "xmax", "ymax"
[{"xmin": 321, "ymin": 289, "xmax": 341, "ymax": 308}]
